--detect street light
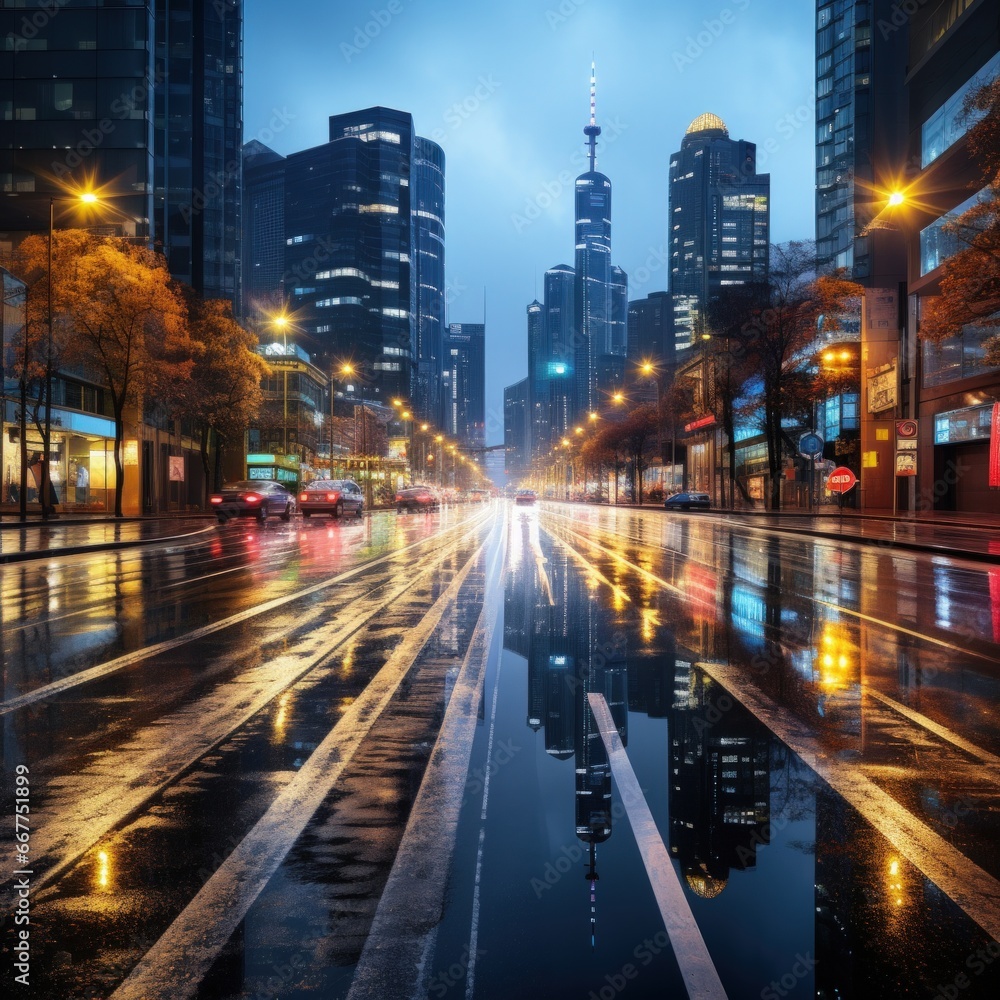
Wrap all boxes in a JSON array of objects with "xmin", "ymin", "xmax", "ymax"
[{"xmin": 271, "ymin": 313, "xmax": 290, "ymax": 457}]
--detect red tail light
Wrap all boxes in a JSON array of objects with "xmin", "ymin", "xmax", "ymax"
[
  {"xmin": 326, "ymin": 491, "xmax": 341, "ymax": 502},
  {"xmin": 299, "ymin": 493, "xmax": 308, "ymax": 502},
  {"xmin": 395, "ymin": 493, "xmax": 403, "ymax": 502},
  {"xmin": 244, "ymin": 493, "xmax": 262, "ymax": 505},
  {"xmin": 210, "ymin": 496, "xmax": 223, "ymax": 504}
]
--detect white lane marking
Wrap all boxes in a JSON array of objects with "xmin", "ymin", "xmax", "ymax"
[
  {"xmin": 16, "ymin": 559, "xmax": 447, "ymax": 896},
  {"xmin": 347, "ymin": 513, "xmax": 507, "ymax": 1000},
  {"xmin": 111, "ymin": 526, "xmax": 493, "ymax": 1000},
  {"xmin": 863, "ymin": 686, "xmax": 1000, "ymax": 776},
  {"xmin": 464, "ymin": 600, "xmax": 506, "ymax": 1000},
  {"xmin": 1, "ymin": 512, "xmax": 490, "ymax": 716},
  {"xmin": 588, "ymin": 693, "xmax": 729, "ymax": 1000},
  {"xmin": 698, "ymin": 660, "xmax": 1000, "ymax": 944}
]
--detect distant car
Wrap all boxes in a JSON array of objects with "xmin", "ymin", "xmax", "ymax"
[
  {"xmin": 396, "ymin": 485, "xmax": 441, "ymax": 512},
  {"xmin": 467, "ymin": 489, "xmax": 490, "ymax": 503},
  {"xmin": 211, "ymin": 480, "xmax": 296, "ymax": 523},
  {"xmin": 663, "ymin": 491, "xmax": 711, "ymax": 511},
  {"xmin": 514, "ymin": 489, "xmax": 537, "ymax": 505},
  {"xmin": 298, "ymin": 479, "xmax": 364, "ymax": 519}
]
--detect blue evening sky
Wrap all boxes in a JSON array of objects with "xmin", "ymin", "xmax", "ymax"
[{"xmin": 245, "ymin": 0, "xmax": 816, "ymax": 445}]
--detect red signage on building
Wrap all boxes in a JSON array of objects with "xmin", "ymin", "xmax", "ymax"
[
  {"xmin": 684, "ymin": 415, "xmax": 716, "ymax": 432},
  {"xmin": 991, "ymin": 403, "xmax": 1000, "ymax": 489},
  {"xmin": 826, "ymin": 466, "xmax": 858, "ymax": 493}
]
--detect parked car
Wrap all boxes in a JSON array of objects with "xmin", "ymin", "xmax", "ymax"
[
  {"xmin": 396, "ymin": 485, "xmax": 441, "ymax": 512},
  {"xmin": 298, "ymin": 479, "xmax": 364, "ymax": 518},
  {"xmin": 663, "ymin": 491, "xmax": 711, "ymax": 511},
  {"xmin": 514, "ymin": 489, "xmax": 538, "ymax": 505},
  {"xmin": 210, "ymin": 480, "xmax": 296, "ymax": 523}
]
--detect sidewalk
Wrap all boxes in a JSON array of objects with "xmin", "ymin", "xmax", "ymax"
[
  {"xmin": 0, "ymin": 514, "xmax": 215, "ymax": 564},
  {"xmin": 568, "ymin": 500, "xmax": 1000, "ymax": 564}
]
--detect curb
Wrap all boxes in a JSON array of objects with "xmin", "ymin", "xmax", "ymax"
[{"xmin": 0, "ymin": 523, "xmax": 217, "ymax": 565}]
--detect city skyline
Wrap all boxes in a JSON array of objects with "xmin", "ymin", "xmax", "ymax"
[{"xmin": 245, "ymin": 0, "xmax": 816, "ymax": 445}]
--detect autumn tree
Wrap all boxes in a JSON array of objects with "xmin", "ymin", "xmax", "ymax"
[
  {"xmin": 176, "ymin": 296, "xmax": 270, "ymax": 499},
  {"xmin": 735, "ymin": 243, "xmax": 861, "ymax": 509},
  {"xmin": 4, "ymin": 230, "xmax": 95, "ymax": 516},
  {"xmin": 18, "ymin": 232, "xmax": 189, "ymax": 516},
  {"xmin": 706, "ymin": 284, "xmax": 768, "ymax": 508},
  {"xmin": 917, "ymin": 76, "xmax": 1000, "ymax": 358}
]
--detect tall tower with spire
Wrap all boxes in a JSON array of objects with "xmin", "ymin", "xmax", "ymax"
[{"xmin": 573, "ymin": 63, "xmax": 625, "ymax": 421}]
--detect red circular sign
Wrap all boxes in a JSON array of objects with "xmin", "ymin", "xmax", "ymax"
[{"xmin": 826, "ymin": 466, "xmax": 858, "ymax": 493}]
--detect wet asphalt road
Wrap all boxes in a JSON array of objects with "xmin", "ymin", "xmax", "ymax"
[{"xmin": 1, "ymin": 501, "xmax": 998, "ymax": 999}]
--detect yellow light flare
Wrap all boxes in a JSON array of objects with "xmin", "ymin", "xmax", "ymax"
[{"xmin": 96, "ymin": 848, "xmax": 111, "ymax": 890}]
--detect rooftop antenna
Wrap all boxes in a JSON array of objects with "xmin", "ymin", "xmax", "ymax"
[{"xmin": 584, "ymin": 58, "xmax": 601, "ymax": 173}]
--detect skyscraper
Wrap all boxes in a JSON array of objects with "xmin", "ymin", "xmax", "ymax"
[
  {"xmin": 544, "ymin": 264, "xmax": 576, "ymax": 440},
  {"xmin": 504, "ymin": 378, "xmax": 530, "ymax": 479},
  {"xmin": 283, "ymin": 107, "xmax": 415, "ymax": 408},
  {"xmin": 815, "ymin": 0, "xmax": 907, "ymax": 283},
  {"xmin": 526, "ymin": 299, "xmax": 545, "ymax": 460},
  {"xmin": 0, "ymin": 4, "xmax": 157, "ymax": 244},
  {"xmin": 0, "ymin": 1, "xmax": 244, "ymax": 308},
  {"xmin": 668, "ymin": 113, "xmax": 769, "ymax": 347},
  {"xmin": 412, "ymin": 136, "xmax": 446, "ymax": 426},
  {"xmin": 444, "ymin": 322, "xmax": 485, "ymax": 450},
  {"xmin": 241, "ymin": 140, "xmax": 286, "ymax": 325},
  {"xmin": 573, "ymin": 64, "xmax": 623, "ymax": 419},
  {"xmin": 155, "ymin": 1, "xmax": 243, "ymax": 304}
]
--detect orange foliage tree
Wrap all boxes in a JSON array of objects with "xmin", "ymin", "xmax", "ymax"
[
  {"xmin": 17, "ymin": 232, "xmax": 188, "ymax": 516},
  {"xmin": 180, "ymin": 297, "xmax": 271, "ymax": 498}
]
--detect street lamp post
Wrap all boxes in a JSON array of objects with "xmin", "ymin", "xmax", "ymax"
[{"xmin": 40, "ymin": 191, "xmax": 99, "ymax": 521}]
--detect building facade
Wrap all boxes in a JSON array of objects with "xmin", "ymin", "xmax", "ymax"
[
  {"xmin": 904, "ymin": 1, "xmax": 1000, "ymax": 513},
  {"xmin": 412, "ymin": 136, "xmax": 446, "ymax": 427},
  {"xmin": 668, "ymin": 113, "xmax": 770, "ymax": 347},
  {"xmin": 155, "ymin": 0, "xmax": 243, "ymax": 305},
  {"xmin": 241, "ymin": 140, "xmax": 286, "ymax": 325},
  {"xmin": 0, "ymin": 2, "xmax": 244, "ymax": 515},
  {"xmin": 444, "ymin": 322, "xmax": 485, "ymax": 450},
  {"xmin": 504, "ymin": 377, "xmax": 529, "ymax": 479}
]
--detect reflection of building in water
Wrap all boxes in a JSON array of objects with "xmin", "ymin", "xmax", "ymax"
[{"xmin": 669, "ymin": 660, "xmax": 770, "ymax": 898}]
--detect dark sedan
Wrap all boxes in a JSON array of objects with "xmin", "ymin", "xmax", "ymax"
[
  {"xmin": 298, "ymin": 479, "xmax": 364, "ymax": 518},
  {"xmin": 663, "ymin": 491, "xmax": 711, "ymax": 511},
  {"xmin": 396, "ymin": 485, "xmax": 441, "ymax": 512},
  {"xmin": 514, "ymin": 489, "xmax": 537, "ymax": 505},
  {"xmin": 210, "ymin": 480, "xmax": 296, "ymax": 523}
]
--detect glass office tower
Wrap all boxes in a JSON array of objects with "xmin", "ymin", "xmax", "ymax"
[
  {"xmin": 412, "ymin": 136, "xmax": 446, "ymax": 426},
  {"xmin": 445, "ymin": 322, "xmax": 485, "ymax": 450},
  {"xmin": 0, "ymin": 3, "xmax": 156, "ymax": 244},
  {"xmin": 284, "ymin": 107, "xmax": 415, "ymax": 409},
  {"xmin": 668, "ymin": 113, "xmax": 769, "ymax": 345}
]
